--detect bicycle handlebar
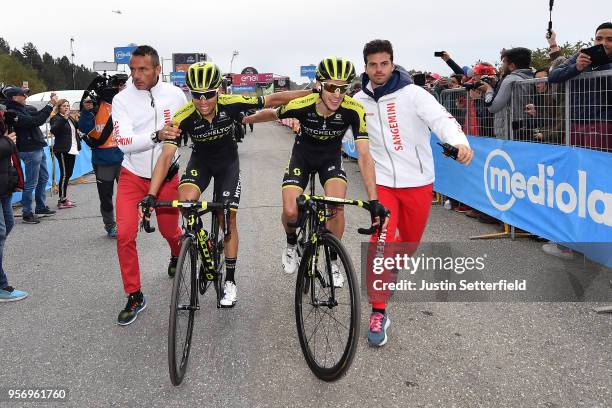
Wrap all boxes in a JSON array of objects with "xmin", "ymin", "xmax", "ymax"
[
  {"xmin": 140, "ymin": 200, "xmax": 231, "ymax": 236},
  {"xmin": 357, "ymin": 209, "xmax": 390, "ymax": 236},
  {"xmin": 288, "ymin": 194, "xmax": 390, "ymax": 237}
]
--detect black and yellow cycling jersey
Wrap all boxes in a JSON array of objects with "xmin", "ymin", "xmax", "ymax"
[
  {"xmin": 169, "ymin": 94, "xmax": 265, "ymax": 155},
  {"xmin": 276, "ymin": 93, "xmax": 368, "ymax": 148},
  {"xmin": 277, "ymin": 93, "xmax": 368, "ymax": 189}
]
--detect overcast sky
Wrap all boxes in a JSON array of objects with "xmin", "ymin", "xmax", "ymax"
[{"xmin": 2, "ymin": 1, "xmax": 607, "ymax": 82}]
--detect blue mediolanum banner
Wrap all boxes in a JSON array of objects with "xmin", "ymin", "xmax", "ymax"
[
  {"xmin": 432, "ymin": 134, "xmax": 612, "ymax": 266},
  {"xmin": 170, "ymin": 72, "xmax": 186, "ymax": 85},
  {"xmin": 300, "ymin": 65, "xmax": 316, "ymax": 80},
  {"xmin": 231, "ymin": 86, "xmax": 257, "ymax": 94},
  {"xmin": 114, "ymin": 46, "xmax": 138, "ymax": 64}
]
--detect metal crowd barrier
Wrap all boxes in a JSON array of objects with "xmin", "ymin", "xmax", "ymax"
[
  {"xmin": 510, "ymin": 70, "xmax": 611, "ymax": 152},
  {"xmin": 439, "ymin": 87, "xmax": 496, "ymax": 139},
  {"xmin": 438, "ymin": 70, "xmax": 611, "ymax": 153}
]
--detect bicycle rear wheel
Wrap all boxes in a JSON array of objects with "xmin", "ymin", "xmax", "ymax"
[
  {"xmin": 295, "ymin": 233, "xmax": 360, "ymax": 381},
  {"xmin": 168, "ymin": 236, "xmax": 197, "ymax": 386}
]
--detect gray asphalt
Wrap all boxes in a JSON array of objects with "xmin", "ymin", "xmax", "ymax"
[{"xmin": 2, "ymin": 122, "xmax": 610, "ymax": 408}]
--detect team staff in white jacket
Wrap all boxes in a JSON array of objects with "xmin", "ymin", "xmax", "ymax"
[
  {"xmin": 353, "ymin": 39, "xmax": 474, "ymax": 347},
  {"xmin": 112, "ymin": 45, "xmax": 187, "ymax": 326}
]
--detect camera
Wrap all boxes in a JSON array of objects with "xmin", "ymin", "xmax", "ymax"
[
  {"xmin": 413, "ymin": 73, "xmax": 426, "ymax": 86},
  {"xmin": 480, "ymin": 75, "xmax": 495, "ymax": 84},
  {"xmin": 82, "ymin": 73, "xmax": 128, "ymax": 107},
  {"xmin": 464, "ymin": 81, "xmax": 483, "ymax": 91},
  {"xmin": 3, "ymin": 111, "xmax": 17, "ymax": 134}
]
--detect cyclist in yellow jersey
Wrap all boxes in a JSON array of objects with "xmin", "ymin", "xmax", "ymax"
[
  {"xmin": 243, "ymin": 57, "xmax": 387, "ymax": 282},
  {"xmin": 140, "ymin": 61, "xmax": 310, "ymax": 307}
]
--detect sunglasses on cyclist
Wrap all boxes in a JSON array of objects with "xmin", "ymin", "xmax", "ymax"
[
  {"xmin": 321, "ymin": 82, "xmax": 350, "ymax": 94},
  {"xmin": 191, "ymin": 89, "xmax": 218, "ymax": 100}
]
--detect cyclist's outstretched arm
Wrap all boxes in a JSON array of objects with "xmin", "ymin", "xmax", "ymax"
[
  {"xmin": 242, "ymin": 108, "xmax": 278, "ymax": 124},
  {"xmin": 355, "ymin": 140, "xmax": 378, "ymax": 201},
  {"xmin": 148, "ymin": 143, "xmax": 178, "ymax": 198},
  {"xmin": 263, "ymin": 90, "xmax": 310, "ymax": 107}
]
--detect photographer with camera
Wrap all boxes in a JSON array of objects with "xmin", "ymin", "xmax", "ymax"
[
  {"xmin": 4, "ymin": 86, "xmax": 58, "ymax": 224},
  {"xmin": 481, "ymin": 48, "xmax": 534, "ymax": 139},
  {"xmin": 549, "ymin": 22, "xmax": 612, "ymax": 150},
  {"xmin": 0, "ymin": 105, "xmax": 27, "ymax": 301},
  {"xmin": 78, "ymin": 74, "xmax": 127, "ymax": 238}
]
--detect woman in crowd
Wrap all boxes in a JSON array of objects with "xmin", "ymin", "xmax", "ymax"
[{"xmin": 50, "ymin": 99, "xmax": 81, "ymax": 209}]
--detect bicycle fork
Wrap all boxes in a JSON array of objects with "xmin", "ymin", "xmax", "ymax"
[{"xmin": 305, "ymin": 240, "xmax": 338, "ymax": 309}]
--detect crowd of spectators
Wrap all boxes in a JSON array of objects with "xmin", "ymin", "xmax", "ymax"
[
  {"xmin": 406, "ymin": 22, "xmax": 611, "ymax": 256},
  {"xmin": 405, "ymin": 23, "xmax": 611, "ymax": 152}
]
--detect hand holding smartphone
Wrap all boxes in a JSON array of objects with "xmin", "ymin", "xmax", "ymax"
[{"xmin": 580, "ymin": 44, "xmax": 610, "ymax": 68}]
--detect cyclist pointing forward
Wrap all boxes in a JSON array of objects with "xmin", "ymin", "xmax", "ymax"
[
  {"xmin": 243, "ymin": 57, "xmax": 387, "ymax": 282},
  {"xmin": 142, "ymin": 62, "xmax": 310, "ymax": 307}
]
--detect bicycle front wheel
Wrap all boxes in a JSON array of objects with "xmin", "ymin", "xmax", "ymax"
[
  {"xmin": 211, "ymin": 212, "xmax": 225, "ymax": 307},
  {"xmin": 168, "ymin": 235, "xmax": 197, "ymax": 386},
  {"xmin": 295, "ymin": 233, "xmax": 360, "ymax": 381}
]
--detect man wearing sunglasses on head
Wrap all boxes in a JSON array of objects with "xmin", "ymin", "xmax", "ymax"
[
  {"xmin": 142, "ymin": 61, "xmax": 310, "ymax": 308},
  {"xmin": 243, "ymin": 57, "xmax": 385, "ymax": 283}
]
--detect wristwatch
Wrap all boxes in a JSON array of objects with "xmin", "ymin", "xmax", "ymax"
[{"xmin": 150, "ymin": 131, "xmax": 160, "ymax": 143}]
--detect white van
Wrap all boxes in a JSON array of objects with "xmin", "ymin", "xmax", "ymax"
[{"xmin": 27, "ymin": 90, "xmax": 86, "ymax": 112}]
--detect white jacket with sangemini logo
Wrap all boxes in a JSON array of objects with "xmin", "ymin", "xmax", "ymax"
[
  {"xmin": 353, "ymin": 67, "xmax": 469, "ymax": 188},
  {"xmin": 112, "ymin": 79, "xmax": 187, "ymax": 178}
]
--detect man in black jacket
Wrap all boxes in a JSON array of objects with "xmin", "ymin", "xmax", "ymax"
[
  {"xmin": 0, "ymin": 110, "xmax": 28, "ymax": 301},
  {"xmin": 4, "ymin": 87, "xmax": 58, "ymax": 223}
]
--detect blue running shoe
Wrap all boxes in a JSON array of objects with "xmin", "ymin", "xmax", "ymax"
[
  {"xmin": 367, "ymin": 312, "xmax": 390, "ymax": 347},
  {"xmin": 0, "ymin": 286, "xmax": 28, "ymax": 302},
  {"xmin": 117, "ymin": 292, "xmax": 147, "ymax": 326}
]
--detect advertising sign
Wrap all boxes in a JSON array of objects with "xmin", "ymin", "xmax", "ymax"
[
  {"xmin": 300, "ymin": 65, "xmax": 316, "ymax": 80},
  {"xmin": 231, "ymin": 73, "xmax": 273, "ymax": 87},
  {"xmin": 274, "ymin": 77, "xmax": 290, "ymax": 92},
  {"xmin": 231, "ymin": 85, "xmax": 257, "ymax": 94},
  {"xmin": 432, "ymin": 135, "xmax": 612, "ymax": 266},
  {"xmin": 241, "ymin": 67, "xmax": 258, "ymax": 75},
  {"xmin": 172, "ymin": 53, "xmax": 207, "ymax": 72},
  {"xmin": 170, "ymin": 72, "xmax": 186, "ymax": 86},
  {"xmin": 114, "ymin": 46, "xmax": 138, "ymax": 64}
]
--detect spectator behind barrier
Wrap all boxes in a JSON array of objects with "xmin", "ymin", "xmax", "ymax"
[
  {"xmin": 482, "ymin": 47, "xmax": 534, "ymax": 139},
  {"xmin": 522, "ymin": 68, "xmax": 565, "ymax": 144},
  {"xmin": 4, "ymin": 86, "xmax": 58, "ymax": 224},
  {"xmin": 437, "ymin": 51, "xmax": 467, "ymax": 77},
  {"xmin": 462, "ymin": 80, "xmax": 494, "ymax": 137},
  {"xmin": 548, "ymin": 22, "xmax": 612, "ymax": 151}
]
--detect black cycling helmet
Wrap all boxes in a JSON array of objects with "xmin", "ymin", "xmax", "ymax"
[{"xmin": 315, "ymin": 57, "xmax": 356, "ymax": 83}]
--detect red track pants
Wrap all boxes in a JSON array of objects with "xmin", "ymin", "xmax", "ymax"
[
  {"xmin": 116, "ymin": 168, "xmax": 181, "ymax": 294},
  {"xmin": 367, "ymin": 183, "xmax": 433, "ymax": 309}
]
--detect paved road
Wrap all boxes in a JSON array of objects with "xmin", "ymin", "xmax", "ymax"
[{"xmin": 2, "ymin": 122, "xmax": 610, "ymax": 407}]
